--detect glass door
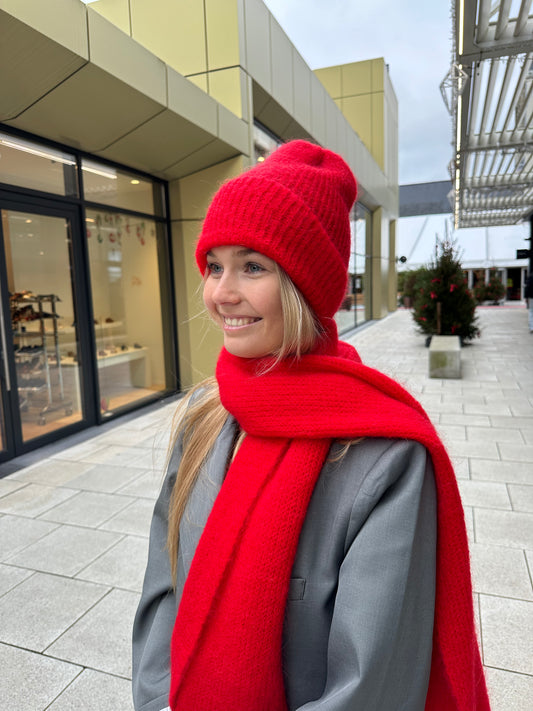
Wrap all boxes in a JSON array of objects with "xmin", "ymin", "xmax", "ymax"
[
  {"xmin": 0, "ymin": 282, "xmax": 15, "ymax": 460},
  {"xmin": 0, "ymin": 202, "xmax": 89, "ymax": 456}
]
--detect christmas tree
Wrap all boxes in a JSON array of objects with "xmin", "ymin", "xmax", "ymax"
[{"xmin": 412, "ymin": 238, "xmax": 480, "ymax": 342}]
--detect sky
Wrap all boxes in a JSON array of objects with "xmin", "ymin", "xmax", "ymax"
[
  {"xmin": 262, "ymin": 0, "xmax": 453, "ymax": 185},
  {"xmin": 262, "ymin": 1, "xmax": 530, "ymax": 268}
]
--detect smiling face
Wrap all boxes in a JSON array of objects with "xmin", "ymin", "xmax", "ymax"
[{"xmin": 203, "ymin": 245, "xmax": 284, "ymax": 359}]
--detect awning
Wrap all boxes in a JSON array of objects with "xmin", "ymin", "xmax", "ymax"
[{"xmin": 443, "ymin": 0, "xmax": 533, "ymax": 228}]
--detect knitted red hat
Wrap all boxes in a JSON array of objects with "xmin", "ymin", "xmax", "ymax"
[{"xmin": 195, "ymin": 140, "xmax": 357, "ymax": 321}]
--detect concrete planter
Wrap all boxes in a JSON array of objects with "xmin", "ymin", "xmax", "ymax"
[{"xmin": 428, "ymin": 335, "xmax": 461, "ymax": 379}]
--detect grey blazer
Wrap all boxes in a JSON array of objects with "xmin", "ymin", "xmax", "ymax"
[{"xmin": 132, "ymin": 416, "xmax": 437, "ymax": 711}]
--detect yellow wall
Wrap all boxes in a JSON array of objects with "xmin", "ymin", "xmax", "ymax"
[
  {"xmin": 315, "ymin": 58, "xmax": 394, "ymax": 176},
  {"xmin": 388, "ymin": 220, "xmax": 398, "ymax": 311},
  {"xmin": 91, "ymin": 0, "xmax": 247, "ymax": 119},
  {"xmin": 168, "ymin": 155, "xmax": 246, "ymax": 386},
  {"xmin": 370, "ymin": 207, "xmax": 391, "ymax": 320}
]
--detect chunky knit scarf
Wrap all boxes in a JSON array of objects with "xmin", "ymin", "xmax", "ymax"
[{"xmin": 169, "ymin": 341, "xmax": 490, "ymax": 711}]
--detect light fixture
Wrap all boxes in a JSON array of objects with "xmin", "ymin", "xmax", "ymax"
[
  {"xmin": 81, "ymin": 160, "xmax": 117, "ymax": 180},
  {"xmin": 25, "ymin": 219, "xmax": 32, "ymax": 224},
  {"xmin": 456, "ymin": 95, "xmax": 462, "ymax": 153},
  {"xmin": 458, "ymin": 0, "xmax": 465, "ymax": 56},
  {"xmin": 0, "ymin": 136, "xmax": 76, "ymax": 166},
  {"xmin": 130, "ymin": 179, "xmax": 140, "ymax": 185}
]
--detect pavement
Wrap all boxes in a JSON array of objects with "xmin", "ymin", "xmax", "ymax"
[{"xmin": 0, "ymin": 306, "xmax": 532, "ymax": 710}]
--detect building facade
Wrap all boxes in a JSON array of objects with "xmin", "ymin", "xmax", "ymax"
[{"xmin": 0, "ymin": 0, "xmax": 399, "ymax": 462}]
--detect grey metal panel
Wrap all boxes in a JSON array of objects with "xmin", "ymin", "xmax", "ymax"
[{"xmin": 400, "ymin": 181, "xmax": 453, "ymax": 217}]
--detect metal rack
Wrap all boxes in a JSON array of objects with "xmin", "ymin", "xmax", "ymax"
[{"xmin": 11, "ymin": 293, "xmax": 72, "ymax": 425}]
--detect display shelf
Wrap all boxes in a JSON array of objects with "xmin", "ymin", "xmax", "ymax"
[
  {"xmin": 10, "ymin": 293, "xmax": 73, "ymax": 424},
  {"xmin": 62, "ymin": 346, "xmax": 150, "ymax": 408}
]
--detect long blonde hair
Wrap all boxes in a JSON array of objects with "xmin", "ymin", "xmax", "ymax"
[{"xmin": 166, "ymin": 266, "xmax": 323, "ymax": 583}]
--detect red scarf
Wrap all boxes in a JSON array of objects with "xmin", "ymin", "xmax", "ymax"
[{"xmin": 169, "ymin": 341, "xmax": 490, "ymax": 711}]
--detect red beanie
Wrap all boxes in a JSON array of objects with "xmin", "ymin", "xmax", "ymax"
[{"xmin": 195, "ymin": 140, "xmax": 357, "ymax": 321}]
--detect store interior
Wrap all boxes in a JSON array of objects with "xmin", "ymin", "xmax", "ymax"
[{"xmin": 3, "ymin": 207, "xmax": 166, "ymax": 443}]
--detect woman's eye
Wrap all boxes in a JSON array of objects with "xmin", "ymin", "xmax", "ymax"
[
  {"xmin": 246, "ymin": 262, "xmax": 264, "ymax": 274},
  {"xmin": 207, "ymin": 262, "xmax": 222, "ymax": 274}
]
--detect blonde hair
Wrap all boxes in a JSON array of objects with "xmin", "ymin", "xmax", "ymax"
[{"xmin": 166, "ymin": 266, "xmax": 323, "ymax": 584}]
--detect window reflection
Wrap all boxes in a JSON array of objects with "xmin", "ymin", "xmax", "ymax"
[
  {"xmin": 0, "ymin": 132, "xmax": 77, "ymax": 197},
  {"xmin": 3, "ymin": 210, "xmax": 83, "ymax": 442},
  {"xmin": 335, "ymin": 204, "xmax": 371, "ymax": 334},
  {"xmin": 86, "ymin": 209, "xmax": 167, "ymax": 415},
  {"xmin": 82, "ymin": 160, "xmax": 163, "ymax": 216}
]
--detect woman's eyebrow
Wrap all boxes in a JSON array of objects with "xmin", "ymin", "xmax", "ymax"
[
  {"xmin": 235, "ymin": 248, "xmax": 259, "ymax": 257},
  {"xmin": 206, "ymin": 248, "xmax": 260, "ymax": 258}
]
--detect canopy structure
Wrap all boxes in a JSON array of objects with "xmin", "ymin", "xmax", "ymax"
[{"xmin": 442, "ymin": 0, "xmax": 533, "ymax": 229}]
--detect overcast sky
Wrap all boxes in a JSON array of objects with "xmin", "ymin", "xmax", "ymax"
[{"xmin": 263, "ymin": 0, "xmax": 453, "ymax": 185}]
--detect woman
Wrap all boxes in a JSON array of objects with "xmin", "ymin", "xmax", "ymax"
[{"xmin": 132, "ymin": 141, "xmax": 490, "ymax": 711}]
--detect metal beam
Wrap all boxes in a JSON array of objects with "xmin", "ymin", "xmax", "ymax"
[{"xmin": 447, "ymin": 0, "xmax": 533, "ymax": 228}]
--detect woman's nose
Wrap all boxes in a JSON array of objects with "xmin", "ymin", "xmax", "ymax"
[{"xmin": 212, "ymin": 272, "xmax": 240, "ymax": 304}]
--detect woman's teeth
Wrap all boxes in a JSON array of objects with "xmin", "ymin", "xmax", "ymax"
[{"xmin": 224, "ymin": 317, "xmax": 258, "ymax": 327}]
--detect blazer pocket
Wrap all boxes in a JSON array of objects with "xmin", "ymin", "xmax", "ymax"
[{"xmin": 287, "ymin": 577, "xmax": 306, "ymax": 601}]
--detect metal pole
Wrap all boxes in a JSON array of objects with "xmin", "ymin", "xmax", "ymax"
[{"xmin": 530, "ymin": 214, "xmax": 533, "ymax": 276}]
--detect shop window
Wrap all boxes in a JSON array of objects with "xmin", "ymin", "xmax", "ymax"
[
  {"xmin": 2, "ymin": 209, "xmax": 83, "ymax": 442},
  {"xmin": 0, "ymin": 132, "xmax": 78, "ymax": 198},
  {"xmin": 253, "ymin": 123, "xmax": 282, "ymax": 163},
  {"xmin": 86, "ymin": 209, "xmax": 168, "ymax": 415},
  {"xmin": 335, "ymin": 203, "xmax": 371, "ymax": 334},
  {"xmin": 82, "ymin": 159, "xmax": 165, "ymax": 216}
]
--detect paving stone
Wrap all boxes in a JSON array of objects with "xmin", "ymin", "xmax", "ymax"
[
  {"xmin": 47, "ymin": 588, "xmax": 140, "ymax": 677},
  {"xmin": 498, "ymin": 442, "xmax": 533, "ymax": 462},
  {"xmin": 0, "ymin": 478, "xmax": 25, "ymax": 497},
  {"xmin": 99, "ymin": 498, "xmax": 155, "ymax": 537},
  {"xmin": 63, "ymin": 463, "xmax": 150, "ymax": 493},
  {"xmin": 470, "ymin": 543, "xmax": 533, "ymax": 600},
  {"xmin": 474, "ymin": 509, "xmax": 533, "ymax": 549},
  {"xmin": 507, "ymin": 484, "xmax": 533, "ymax": 513},
  {"xmin": 39, "ymin": 490, "xmax": 135, "ymax": 527},
  {"xmin": 0, "ymin": 571, "xmax": 108, "ymax": 651},
  {"xmin": 9, "ymin": 458, "xmax": 95, "ymax": 487},
  {"xmin": 51, "ymin": 439, "xmax": 110, "ymax": 461},
  {"xmin": 458, "ymin": 480, "xmax": 511, "ymax": 509},
  {"xmin": 464, "ymin": 402, "xmax": 512, "ymax": 416},
  {"xmin": 47, "ymin": 668, "xmax": 134, "ymax": 711},
  {"xmin": 121, "ymin": 446, "xmax": 167, "ymax": 471},
  {"xmin": 117, "ymin": 469, "xmax": 165, "ymax": 499},
  {"xmin": 448, "ymin": 440, "xmax": 501, "ymax": 460},
  {"xmin": 436, "ymin": 424, "xmax": 467, "ymax": 443},
  {"xmin": 450, "ymin": 456, "xmax": 470, "ymax": 480},
  {"xmin": 489, "ymin": 415, "xmax": 533, "ymax": 429},
  {"xmin": 0, "ymin": 563, "xmax": 32, "ymax": 597},
  {"xmin": 78, "ymin": 444, "xmax": 150, "ymax": 467},
  {"xmin": 0, "ymin": 483, "xmax": 76, "ymax": 517},
  {"xmin": 520, "ymin": 428, "xmax": 533, "ymax": 444},
  {"xmin": 484, "ymin": 667, "xmax": 533, "ymax": 711},
  {"xmin": 509, "ymin": 403, "xmax": 533, "ymax": 417},
  {"xmin": 470, "ymin": 459, "xmax": 532, "ymax": 484},
  {"xmin": 76, "ymin": 535, "xmax": 149, "ymax": 592},
  {"xmin": 0, "ymin": 642, "xmax": 81, "ymax": 710},
  {"xmin": 7, "ymin": 524, "xmax": 123, "ymax": 576},
  {"xmin": 0, "ymin": 514, "xmax": 59, "ymax": 560},
  {"xmin": 466, "ymin": 426, "xmax": 525, "ymax": 443},
  {"xmin": 480, "ymin": 595, "xmax": 533, "ymax": 675},
  {"xmin": 440, "ymin": 412, "xmax": 491, "ymax": 426}
]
